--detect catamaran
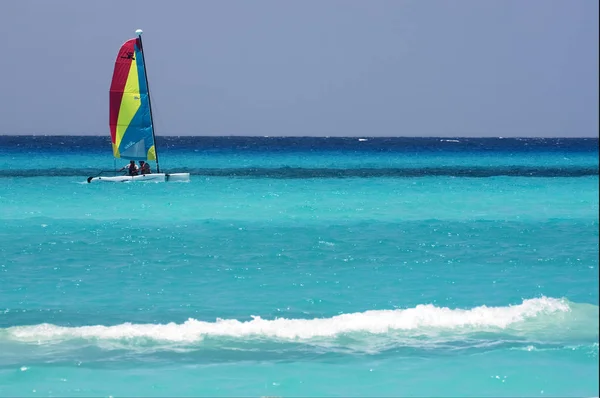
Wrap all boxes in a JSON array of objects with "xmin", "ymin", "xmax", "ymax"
[{"xmin": 87, "ymin": 29, "xmax": 190, "ymax": 183}]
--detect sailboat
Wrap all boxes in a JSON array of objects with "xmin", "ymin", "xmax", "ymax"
[{"xmin": 87, "ymin": 29, "xmax": 190, "ymax": 183}]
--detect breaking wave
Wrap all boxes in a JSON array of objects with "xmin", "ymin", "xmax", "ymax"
[{"xmin": 2, "ymin": 297, "xmax": 598, "ymax": 353}]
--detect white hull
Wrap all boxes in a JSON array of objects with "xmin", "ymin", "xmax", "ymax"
[{"xmin": 87, "ymin": 173, "xmax": 190, "ymax": 183}]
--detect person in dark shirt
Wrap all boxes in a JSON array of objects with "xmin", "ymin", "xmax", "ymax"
[{"xmin": 139, "ymin": 161, "xmax": 152, "ymax": 175}]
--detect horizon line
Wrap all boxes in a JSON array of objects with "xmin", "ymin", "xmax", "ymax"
[{"xmin": 0, "ymin": 134, "xmax": 598, "ymax": 139}]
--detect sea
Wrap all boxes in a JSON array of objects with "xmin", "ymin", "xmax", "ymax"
[{"xmin": 0, "ymin": 136, "xmax": 598, "ymax": 397}]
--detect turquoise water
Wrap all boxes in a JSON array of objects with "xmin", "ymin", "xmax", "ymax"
[{"xmin": 0, "ymin": 137, "xmax": 598, "ymax": 397}]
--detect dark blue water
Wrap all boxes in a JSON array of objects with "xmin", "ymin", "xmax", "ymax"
[
  {"xmin": 1, "ymin": 135, "xmax": 598, "ymax": 152},
  {"xmin": 0, "ymin": 136, "xmax": 597, "ymax": 178}
]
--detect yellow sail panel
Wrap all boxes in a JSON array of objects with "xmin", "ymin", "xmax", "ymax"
[
  {"xmin": 115, "ymin": 62, "xmax": 141, "ymax": 152},
  {"xmin": 147, "ymin": 145, "xmax": 156, "ymax": 161}
]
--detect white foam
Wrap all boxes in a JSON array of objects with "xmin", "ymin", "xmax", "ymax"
[{"xmin": 4, "ymin": 297, "xmax": 586, "ymax": 345}]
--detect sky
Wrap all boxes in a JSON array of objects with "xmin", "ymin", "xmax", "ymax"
[{"xmin": 0, "ymin": 0, "xmax": 597, "ymax": 137}]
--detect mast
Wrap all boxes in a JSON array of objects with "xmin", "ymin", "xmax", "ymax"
[{"xmin": 135, "ymin": 29, "xmax": 161, "ymax": 173}]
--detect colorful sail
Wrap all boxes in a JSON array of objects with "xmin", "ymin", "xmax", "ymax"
[{"xmin": 109, "ymin": 37, "xmax": 156, "ymax": 161}]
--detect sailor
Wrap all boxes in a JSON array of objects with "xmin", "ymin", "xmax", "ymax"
[
  {"xmin": 119, "ymin": 160, "xmax": 139, "ymax": 176},
  {"xmin": 139, "ymin": 161, "xmax": 151, "ymax": 175}
]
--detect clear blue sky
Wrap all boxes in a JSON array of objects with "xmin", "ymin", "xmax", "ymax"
[{"xmin": 0, "ymin": 0, "xmax": 597, "ymax": 136}]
